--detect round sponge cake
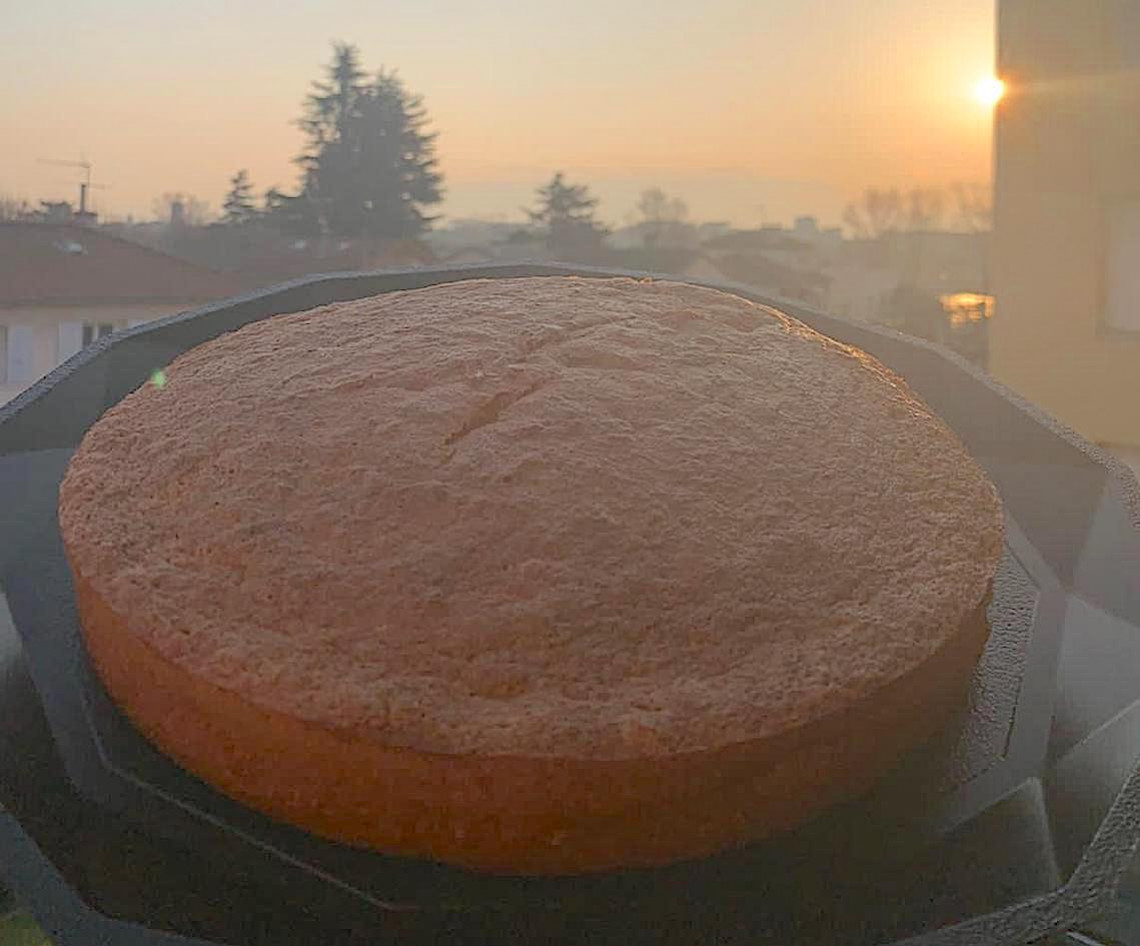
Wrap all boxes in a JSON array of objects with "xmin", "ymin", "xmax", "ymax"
[{"xmin": 58, "ymin": 276, "xmax": 1003, "ymax": 874}]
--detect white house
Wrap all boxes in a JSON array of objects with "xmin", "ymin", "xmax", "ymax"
[{"xmin": 1, "ymin": 223, "xmax": 240, "ymax": 405}]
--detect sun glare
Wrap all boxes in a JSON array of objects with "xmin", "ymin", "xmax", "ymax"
[{"xmin": 974, "ymin": 76, "xmax": 1005, "ymax": 107}]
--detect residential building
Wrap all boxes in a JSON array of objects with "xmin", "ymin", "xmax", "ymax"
[
  {"xmin": 991, "ymin": 0, "xmax": 1140, "ymax": 448},
  {"xmin": 0, "ymin": 223, "xmax": 241, "ymax": 405}
]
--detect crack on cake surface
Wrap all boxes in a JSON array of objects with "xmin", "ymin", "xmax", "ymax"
[{"xmin": 444, "ymin": 379, "xmax": 548, "ymax": 447}]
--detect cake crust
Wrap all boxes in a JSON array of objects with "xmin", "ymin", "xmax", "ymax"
[{"xmin": 58, "ymin": 276, "xmax": 1003, "ymax": 873}]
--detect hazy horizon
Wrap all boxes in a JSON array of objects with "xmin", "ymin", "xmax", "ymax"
[{"xmin": 3, "ymin": 0, "xmax": 995, "ymax": 229}]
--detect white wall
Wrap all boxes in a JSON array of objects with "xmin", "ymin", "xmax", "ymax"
[{"xmin": 1, "ymin": 303, "xmax": 204, "ymax": 406}]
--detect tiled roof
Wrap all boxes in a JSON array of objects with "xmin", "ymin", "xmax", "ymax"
[{"xmin": 0, "ymin": 223, "xmax": 243, "ymax": 307}]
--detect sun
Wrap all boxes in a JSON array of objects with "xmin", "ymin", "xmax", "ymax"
[{"xmin": 973, "ymin": 76, "xmax": 1005, "ymax": 107}]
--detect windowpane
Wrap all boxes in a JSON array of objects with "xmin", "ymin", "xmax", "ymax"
[
  {"xmin": 57, "ymin": 323, "xmax": 84, "ymax": 362},
  {"xmin": 5, "ymin": 326, "xmax": 38, "ymax": 386}
]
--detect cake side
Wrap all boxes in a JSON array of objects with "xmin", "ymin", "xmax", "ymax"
[{"xmin": 70, "ymin": 558, "xmax": 992, "ymax": 874}]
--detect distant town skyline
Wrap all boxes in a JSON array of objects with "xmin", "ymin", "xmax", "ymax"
[{"xmin": 3, "ymin": 0, "xmax": 995, "ymax": 228}]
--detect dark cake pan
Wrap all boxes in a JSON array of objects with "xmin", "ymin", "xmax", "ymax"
[{"xmin": 1, "ymin": 263, "xmax": 1138, "ymax": 946}]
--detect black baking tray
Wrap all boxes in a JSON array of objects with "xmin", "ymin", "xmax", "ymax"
[{"xmin": 1, "ymin": 263, "xmax": 1139, "ymax": 946}]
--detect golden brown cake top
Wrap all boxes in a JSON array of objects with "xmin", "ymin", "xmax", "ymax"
[{"xmin": 58, "ymin": 277, "xmax": 1003, "ymax": 760}]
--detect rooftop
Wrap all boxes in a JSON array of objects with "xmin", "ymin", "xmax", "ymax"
[{"xmin": 0, "ymin": 223, "xmax": 243, "ymax": 308}]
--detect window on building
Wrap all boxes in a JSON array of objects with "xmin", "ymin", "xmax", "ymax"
[
  {"xmin": 1106, "ymin": 201, "xmax": 1140, "ymax": 332},
  {"xmin": 3, "ymin": 325, "xmax": 39, "ymax": 387},
  {"xmin": 57, "ymin": 323, "xmax": 84, "ymax": 362},
  {"xmin": 80, "ymin": 323, "xmax": 119, "ymax": 347}
]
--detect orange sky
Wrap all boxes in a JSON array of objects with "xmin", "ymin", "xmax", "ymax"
[{"xmin": 2, "ymin": 0, "xmax": 995, "ymax": 228}]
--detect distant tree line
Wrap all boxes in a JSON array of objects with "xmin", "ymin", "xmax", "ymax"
[
  {"xmin": 842, "ymin": 183, "xmax": 993, "ymax": 238},
  {"xmin": 138, "ymin": 39, "xmax": 996, "ymax": 260},
  {"xmin": 205, "ymin": 42, "xmax": 675, "ymax": 260}
]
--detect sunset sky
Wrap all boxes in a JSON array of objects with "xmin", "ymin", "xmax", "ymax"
[{"xmin": 3, "ymin": 0, "xmax": 996, "ymax": 228}]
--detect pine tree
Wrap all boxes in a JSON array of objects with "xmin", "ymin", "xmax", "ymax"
[
  {"xmin": 263, "ymin": 186, "xmax": 320, "ymax": 236},
  {"xmin": 296, "ymin": 43, "xmax": 444, "ymax": 239},
  {"xmin": 527, "ymin": 172, "xmax": 608, "ymax": 257},
  {"xmin": 221, "ymin": 170, "xmax": 258, "ymax": 225}
]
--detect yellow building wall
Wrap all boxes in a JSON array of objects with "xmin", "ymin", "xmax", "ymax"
[{"xmin": 991, "ymin": 0, "xmax": 1140, "ymax": 448}]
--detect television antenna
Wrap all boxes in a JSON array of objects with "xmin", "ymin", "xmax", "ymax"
[{"xmin": 37, "ymin": 156, "xmax": 110, "ymax": 215}]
